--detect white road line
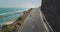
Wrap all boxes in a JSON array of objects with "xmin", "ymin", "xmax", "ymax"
[
  {"xmin": 39, "ymin": 8, "xmax": 54, "ymax": 32},
  {"xmin": 39, "ymin": 9, "xmax": 49, "ymax": 32},
  {"xmin": 43, "ymin": 21, "xmax": 50, "ymax": 32},
  {"xmin": 18, "ymin": 9, "xmax": 33, "ymax": 32}
]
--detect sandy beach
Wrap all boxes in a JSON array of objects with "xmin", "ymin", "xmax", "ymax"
[
  {"xmin": 0, "ymin": 17, "xmax": 20, "ymax": 25},
  {"xmin": 4, "ymin": 20, "xmax": 16, "ymax": 25}
]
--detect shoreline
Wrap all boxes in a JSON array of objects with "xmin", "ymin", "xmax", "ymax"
[
  {"xmin": 0, "ymin": 16, "xmax": 21, "ymax": 25},
  {"xmin": 0, "ymin": 17, "xmax": 18, "ymax": 25},
  {"xmin": 4, "ymin": 20, "xmax": 16, "ymax": 25},
  {"xmin": 0, "ymin": 20, "xmax": 16, "ymax": 25}
]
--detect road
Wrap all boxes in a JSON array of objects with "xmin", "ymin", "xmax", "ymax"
[{"xmin": 18, "ymin": 8, "xmax": 47, "ymax": 32}]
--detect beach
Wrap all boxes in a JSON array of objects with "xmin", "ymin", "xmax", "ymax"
[{"xmin": 4, "ymin": 20, "xmax": 16, "ymax": 25}]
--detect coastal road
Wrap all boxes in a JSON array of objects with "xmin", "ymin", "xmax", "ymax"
[{"xmin": 18, "ymin": 8, "xmax": 47, "ymax": 32}]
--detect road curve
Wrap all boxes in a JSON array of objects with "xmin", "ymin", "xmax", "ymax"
[{"xmin": 18, "ymin": 8, "xmax": 47, "ymax": 32}]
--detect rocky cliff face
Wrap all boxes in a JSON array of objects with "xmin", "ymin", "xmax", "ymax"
[{"xmin": 41, "ymin": 0, "xmax": 60, "ymax": 32}]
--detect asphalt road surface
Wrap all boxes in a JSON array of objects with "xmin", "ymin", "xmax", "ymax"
[{"xmin": 18, "ymin": 8, "xmax": 47, "ymax": 32}]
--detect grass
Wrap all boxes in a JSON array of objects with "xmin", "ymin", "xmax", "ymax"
[{"xmin": 4, "ymin": 8, "xmax": 33, "ymax": 32}]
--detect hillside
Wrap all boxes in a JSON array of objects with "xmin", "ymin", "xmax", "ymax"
[{"xmin": 41, "ymin": 0, "xmax": 60, "ymax": 32}]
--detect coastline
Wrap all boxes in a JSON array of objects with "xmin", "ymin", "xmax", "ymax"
[
  {"xmin": 0, "ymin": 8, "xmax": 32, "ymax": 25},
  {"xmin": 0, "ymin": 8, "xmax": 32, "ymax": 32},
  {"xmin": 0, "ymin": 17, "xmax": 18, "ymax": 25},
  {"xmin": 3, "ymin": 20, "xmax": 16, "ymax": 25}
]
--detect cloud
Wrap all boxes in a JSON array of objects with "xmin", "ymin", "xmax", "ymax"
[{"xmin": 0, "ymin": 0, "xmax": 41, "ymax": 8}]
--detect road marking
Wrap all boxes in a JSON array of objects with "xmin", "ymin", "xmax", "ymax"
[
  {"xmin": 39, "ymin": 9, "xmax": 49, "ymax": 32},
  {"xmin": 18, "ymin": 20, "xmax": 27, "ymax": 32},
  {"xmin": 18, "ymin": 9, "xmax": 34, "ymax": 32},
  {"xmin": 39, "ymin": 9, "xmax": 54, "ymax": 32},
  {"xmin": 18, "ymin": 15, "xmax": 31, "ymax": 32},
  {"xmin": 43, "ymin": 22, "xmax": 49, "ymax": 32}
]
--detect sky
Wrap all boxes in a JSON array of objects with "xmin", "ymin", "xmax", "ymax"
[{"xmin": 0, "ymin": 0, "xmax": 42, "ymax": 8}]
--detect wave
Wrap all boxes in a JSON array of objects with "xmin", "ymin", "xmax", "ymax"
[{"xmin": 0, "ymin": 11, "xmax": 23, "ymax": 16}]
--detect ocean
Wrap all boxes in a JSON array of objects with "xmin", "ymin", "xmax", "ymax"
[{"xmin": 0, "ymin": 8, "xmax": 29, "ymax": 24}]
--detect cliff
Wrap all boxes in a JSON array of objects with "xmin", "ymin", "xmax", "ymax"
[{"xmin": 41, "ymin": 0, "xmax": 60, "ymax": 32}]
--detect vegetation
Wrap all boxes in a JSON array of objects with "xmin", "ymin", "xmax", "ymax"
[{"xmin": 2, "ymin": 8, "xmax": 33, "ymax": 32}]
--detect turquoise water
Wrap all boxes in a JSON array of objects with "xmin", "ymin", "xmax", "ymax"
[{"xmin": 0, "ymin": 8, "xmax": 28, "ymax": 24}]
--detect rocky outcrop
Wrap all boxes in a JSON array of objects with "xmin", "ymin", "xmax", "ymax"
[{"xmin": 41, "ymin": 0, "xmax": 60, "ymax": 32}]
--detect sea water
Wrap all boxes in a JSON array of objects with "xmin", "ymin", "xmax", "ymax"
[{"xmin": 0, "ymin": 8, "xmax": 29, "ymax": 24}]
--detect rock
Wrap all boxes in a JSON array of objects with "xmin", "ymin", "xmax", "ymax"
[{"xmin": 41, "ymin": 0, "xmax": 60, "ymax": 32}]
